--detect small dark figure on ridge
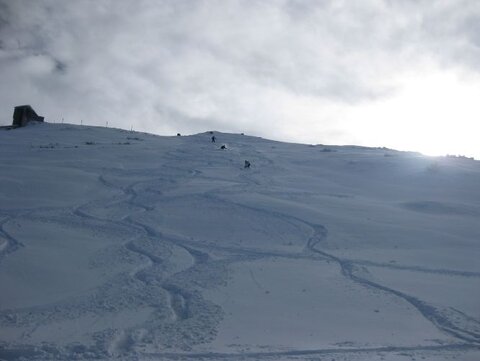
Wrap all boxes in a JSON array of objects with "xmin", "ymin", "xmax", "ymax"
[
  {"xmin": 244, "ymin": 160, "xmax": 251, "ymax": 169},
  {"xmin": 211, "ymin": 135, "xmax": 216, "ymax": 143}
]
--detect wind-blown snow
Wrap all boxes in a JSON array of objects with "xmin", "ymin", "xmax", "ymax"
[{"xmin": 0, "ymin": 123, "xmax": 479, "ymax": 360}]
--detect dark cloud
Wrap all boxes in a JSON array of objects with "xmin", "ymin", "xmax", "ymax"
[{"xmin": 53, "ymin": 59, "xmax": 67, "ymax": 73}]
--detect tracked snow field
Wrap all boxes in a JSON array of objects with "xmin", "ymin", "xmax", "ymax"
[{"xmin": 0, "ymin": 123, "xmax": 479, "ymax": 360}]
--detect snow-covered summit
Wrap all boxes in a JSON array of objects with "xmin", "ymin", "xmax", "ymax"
[{"xmin": 1, "ymin": 123, "xmax": 479, "ymax": 360}]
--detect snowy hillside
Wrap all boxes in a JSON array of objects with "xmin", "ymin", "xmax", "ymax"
[{"xmin": 0, "ymin": 123, "xmax": 479, "ymax": 361}]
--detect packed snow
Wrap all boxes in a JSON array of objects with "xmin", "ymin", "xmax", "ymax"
[{"xmin": 0, "ymin": 123, "xmax": 479, "ymax": 360}]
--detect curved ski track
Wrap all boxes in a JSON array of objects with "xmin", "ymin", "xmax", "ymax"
[{"xmin": 0, "ymin": 140, "xmax": 479, "ymax": 360}]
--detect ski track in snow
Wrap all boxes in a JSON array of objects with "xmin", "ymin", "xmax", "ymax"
[
  {"xmin": 0, "ymin": 217, "xmax": 22, "ymax": 260},
  {"xmin": 146, "ymin": 343, "xmax": 479, "ymax": 360},
  {"xmin": 347, "ymin": 259, "xmax": 480, "ymax": 278},
  {"xmin": 69, "ymin": 163, "xmax": 227, "ymax": 356},
  {"xmin": 200, "ymin": 193, "xmax": 480, "ymax": 346},
  {"xmin": 0, "ymin": 126, "xmax": 479, "ymax": 360},
  {"xmin": 87, "ymin": 152, "xmax": 480, "ymax": 355},
  {"xmin": 305, "ymin": 227, "xmax": 480, "ymax": 345}
]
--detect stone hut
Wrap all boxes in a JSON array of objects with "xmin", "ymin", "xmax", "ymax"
[{"xmin": 12, "ymin": 105, "xmax": 44, "ymax": 127}]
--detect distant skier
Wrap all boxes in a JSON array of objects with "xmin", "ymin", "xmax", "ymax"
[
  {"xmin": 220, "ymin": 144, "xmax": 227, "ymax": 149},
  {"xmin": 211, "ymin": 135, "xmax": 216, "ymax": 143},
  {"xmin": 244, "ymin": 160, "xmax": 251, "ymax": 169}
]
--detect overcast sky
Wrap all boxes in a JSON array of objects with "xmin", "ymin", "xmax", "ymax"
[{"xmin": 1, "ymin": 0, "xmax": 479, "ymax": 158}]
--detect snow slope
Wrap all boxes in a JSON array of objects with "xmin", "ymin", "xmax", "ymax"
[{"xmin": 0, "ymin": 123, "xmax": 479, "ymax": 361}]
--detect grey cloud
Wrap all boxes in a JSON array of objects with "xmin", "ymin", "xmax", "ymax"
[
  {"xmin": 0, "ymin": 0, "xmax": 479, "ymax": 150},
  {"xmin": 384, "ymin": 0, "xmax": 480, "ymax": 69},
  {"xmin": 154, "ymin": 105, "xmax": 241, "ymax": 136},
  {"xmin": 423, "ymin": 4, "xmax": 480, "ymax": 69}
]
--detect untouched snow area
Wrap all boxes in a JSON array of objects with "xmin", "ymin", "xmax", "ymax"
[{"xmin": 0, "ymin": 123, "xmax": 479, "ymax": 361}]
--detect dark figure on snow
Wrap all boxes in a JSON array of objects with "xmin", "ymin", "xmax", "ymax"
[
  {"xmin": 211, "ymin": 135, "xmax": 216, "ymax": 143},
  {"xmin": 244, "ymin": 160, "xmax": 251, "ymax": 169},
  {"xmin": 220, "ymin": 144, "xmax": 227, "ymax": 149}
]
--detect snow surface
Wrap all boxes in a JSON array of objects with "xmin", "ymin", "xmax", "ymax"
[{"xmin": 0, "ymin": 122, "xmax": 479, "ymax": 360}]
